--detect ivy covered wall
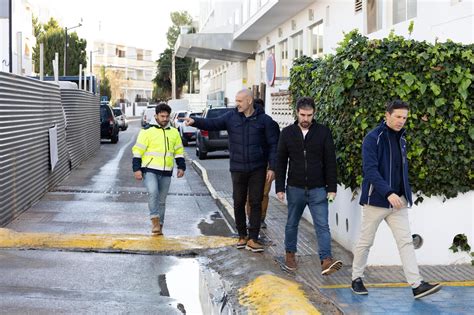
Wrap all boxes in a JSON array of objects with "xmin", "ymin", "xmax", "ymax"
[{"xmin": 289, "ymin": 30, "xmax": 473, "ymax": 203}]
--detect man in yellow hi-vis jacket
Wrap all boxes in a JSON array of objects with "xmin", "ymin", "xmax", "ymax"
[{"xmin": 132, "ymin": 103, "xmax": 185, "ymax": 235}]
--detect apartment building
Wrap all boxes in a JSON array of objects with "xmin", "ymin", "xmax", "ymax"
[
  {"xmin": 175, "ymin": 0, "xmax": 473, "ymax": 266},
  {"xmin": 177, "ymin": 0, "xmax": 472, "ymax": 109},
  {"xmin": 0, "ymin": 0, "xmax": 36, "ymax": 75},
  {"xmin": 92, "ymin": 41, "xmax": 155, "ymax": 103}
]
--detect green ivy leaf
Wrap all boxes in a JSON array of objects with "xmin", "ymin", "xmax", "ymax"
[
  {"xmin": 418, "ymin": 83, "xmax": 427, "ymax": 94},
  {"xmin": 427, "ymin": 107, "xmax": 436, "ymax": 116},
  {"xmin": 469, "ymin": 126, "xmax": 474, "ymax": 140},
  {"xmin": 434, "ymin": 98, "xmax": 446, "ymax": 107},
  {"xmin": 343, "ymin": 59, "xmax": 351, "ymax": 69},
  {"xmin": 430, "ymin": 82, "xmax": 441, "ymax": 96}
]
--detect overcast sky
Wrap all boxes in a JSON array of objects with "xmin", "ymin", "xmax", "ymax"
[{"xmin": 33, "ymin": 0, "xmax": 201, "ymax": 59}]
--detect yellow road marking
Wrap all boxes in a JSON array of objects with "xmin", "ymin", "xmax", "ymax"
[
  {"xmin": 320, "ymin": 280, "xmax": 474, "ymax": 289},
  {"xmin": 0, "ymin": 228, "xmax": 235, "ymax": 252},
  {"xmin": 239, "ymin": 274, "xmax": 321, "ymax": 315}
]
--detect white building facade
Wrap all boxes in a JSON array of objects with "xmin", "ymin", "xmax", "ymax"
[
  {"xmin": 176, "ymin": 0, "xmax": 474, "ymax": 266},
  {"xmin": 0, "ymin": 0, "xmax": 36, "ymax": 75},
  {"xmin": 92, "ymin": 41, "xmax": 155, "ymax": 104}
]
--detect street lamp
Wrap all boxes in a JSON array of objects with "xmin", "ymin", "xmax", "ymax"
[
  {"xmin": 89, "ymin": 49, "xmax": 102, "ymax": 74},
  {"xmin": 63, "ymin": 21, "xmax": 82, "ymax": 76}
]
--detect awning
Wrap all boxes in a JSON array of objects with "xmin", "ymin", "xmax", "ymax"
[
  {"xmin": 233, "ymin": 0, "xmax": 315, "ymax": 40},
  {"xmin": 175, "ymin": 33, "xmax": 256, "ymax": 62}
]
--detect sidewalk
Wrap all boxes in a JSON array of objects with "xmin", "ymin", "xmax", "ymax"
[{"xmin": 192, "ymin": 160, "xmax": 474, "ymax": 314}]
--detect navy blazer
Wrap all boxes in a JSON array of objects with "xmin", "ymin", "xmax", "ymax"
[{"xmin": 193, "ymin": 107, "xmax": 280, "ymax": 173}]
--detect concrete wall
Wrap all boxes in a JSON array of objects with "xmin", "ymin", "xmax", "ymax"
[{"xmin": 328, "ymin": 186, "xmax": 473, "ymax": 265}]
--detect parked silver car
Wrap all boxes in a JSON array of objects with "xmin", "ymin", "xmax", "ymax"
[{"xmin": 113, "ymin": 107, "xmax": 128, "ymax": 131}]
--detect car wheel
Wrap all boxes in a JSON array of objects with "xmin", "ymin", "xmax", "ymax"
[
  {"xmin": 197, "ymin": 143, "xmax": 207, "ymax": 160},
  {"xmin": 111, "ymin": 132, "xmax": 119, "ymax": 144},
  {"xmin": 182, "ymin": 137, "xmax": 189, "ymax": 147}
]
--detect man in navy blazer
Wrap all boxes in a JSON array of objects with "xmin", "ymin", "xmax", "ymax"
[
  {"xmin": 185, "ymin": 89, "xmax": 280, "ymax": 252},
  {"xmin": 351, "ymin": 100, "xmax": 441, "ymax": 299}
]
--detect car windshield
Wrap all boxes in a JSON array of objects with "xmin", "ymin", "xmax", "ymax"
[
  {"xmin": 113, "ymin": 109, "xmax": 122, "ymax": 116},
  {"xmin": 206, "ymin": 108, "xmax": 232, "ymax": 118}
]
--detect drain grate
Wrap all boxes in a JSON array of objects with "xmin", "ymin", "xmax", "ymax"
[{"xmin": 51, "ymin": 188, "xmax": 211, "ymax": 197}]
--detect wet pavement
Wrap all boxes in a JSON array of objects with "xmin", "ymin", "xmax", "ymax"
[
  {"xmin": 2, "ymin": 121, "xmax": 471, "ymax": 314},
  {"xmin": 0, "ymin": 120, "xmax": 234, "ymax": 314}
]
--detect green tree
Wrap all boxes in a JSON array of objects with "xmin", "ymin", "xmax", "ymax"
[
  {"xmin": 153, "ymin": 11, "xmax": 194, "ymax": 99},
  {"xmin": 99, "ymin": 66, "xmax": 111, "ymax": 100},
  {"xmin": 166, "ymin": 11, "xmax": 193, "ymax": 48},
  {"xmin": 32, "ymin": 17, "xmax": 87, "ymax": 76}
]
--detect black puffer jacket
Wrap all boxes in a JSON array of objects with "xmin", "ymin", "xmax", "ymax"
[
  {"xmin": 275, "ymin": 120, "xmax": 337, "ymax": 193},
  {"xmin": 193, "ymin": 107, "xmax": 280, "ymax": 172}
]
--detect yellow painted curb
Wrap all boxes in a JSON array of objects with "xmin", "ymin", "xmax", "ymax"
[
  {"xmin": 0, "ymin": 228, "xmax": 235, "ymax": 252},
  {"xmin": 239, "ymin": 274, "xmax": 321, "ymax": 315},
  {"xmin": 320, "ymin": 280, "xmax": 474, "ymax": 289}
]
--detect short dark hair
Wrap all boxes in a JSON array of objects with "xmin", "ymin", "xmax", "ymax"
[
  {"xmin": 156, "ymin": 103, "xmax": 171, "ymax": 115},
  {"xmin": 386, "ymin": 99, "xmax": 409, "ymax": 114},
  {"xmin": 254, "ymin": 98, "xmax": 265, "ymax": 112},
  {"xmin": 296, "ymin": 97, "xmax": 315, "ymax": 112}
]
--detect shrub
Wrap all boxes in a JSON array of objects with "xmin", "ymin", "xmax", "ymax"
[{"xmin": 289, "ymin": 30, "xmax": 473, "ymax": 202}]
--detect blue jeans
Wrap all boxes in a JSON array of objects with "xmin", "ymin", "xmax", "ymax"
[
  {"xmin": 285, "ymin": 186, "xmax": 332, "ymax": 260},
  {"xmin": 143, "ymin": 172, "xmax": 172, "ymax": 222}
]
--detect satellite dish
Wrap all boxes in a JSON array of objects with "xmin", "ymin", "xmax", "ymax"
[{"xmin": 265, "ymin": 53, "xmax": 276, "ymax": 86}]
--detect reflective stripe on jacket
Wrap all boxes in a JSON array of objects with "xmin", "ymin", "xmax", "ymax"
[{"xmin": 132, "ymin": 125, "xmax": 184, "ymax": 172}]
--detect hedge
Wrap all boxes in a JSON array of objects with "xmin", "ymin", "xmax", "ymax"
[{"xmin": 289, "ymin": 30, "xmax": 473, "ymax": 203}]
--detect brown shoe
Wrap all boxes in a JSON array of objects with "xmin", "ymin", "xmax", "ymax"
[
  {"xmin": 236, "ymin": 237, "xmax": 248, "ymax": 249},
  {"xmin": 151, "ymin": 218, "xmax": 162, "ymax": 235},
  {"xmin": 321, "ymin": 258, "xmax": 342, "ymax": 276},
  {"xmin": 284, "ymin": 251, "xmax": 297, "ymax": 271},
  {"xmin": 245, "ymin": 239, "xmax": 264, "ymax": 253}
]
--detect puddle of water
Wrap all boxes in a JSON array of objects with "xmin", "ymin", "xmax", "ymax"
[
  {"xmin": 158, "ymin": 258, "xmax": 202, "ymax": 315},
  {"xmin": 198, "ymin": 211, "xmax": 232, "ymax": 237}
]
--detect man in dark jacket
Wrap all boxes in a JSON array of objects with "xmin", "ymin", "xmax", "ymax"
[
  {"xmin": 275, "ymin": 97, "xmax": 342, "ymax": 275},
  {"xmin": 185, "ymin": 89, "xmax": 280, "ymax": 252},
  {"xmin": 351, "ymin": 100, "xmax": 441, "ymax": 299}
]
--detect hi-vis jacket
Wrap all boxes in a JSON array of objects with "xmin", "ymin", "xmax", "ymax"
[{"xmin": 132, "ymin": 124, "xmax": 186, "ymax": 176}]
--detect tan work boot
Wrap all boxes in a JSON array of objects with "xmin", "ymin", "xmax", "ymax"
[
  {"xmin": 245, "ymin": 239, "xmax": 264, "ymax": 253},
  {"xmin": 284, "ymin": 251, "xmax": 297, "ymax": 271},
  {"xmin": 151, "ymin": 217, "xmax": 162, "ymax": 235},
  {"xmin": 321, "ymin": 257, "xmax": 342, "ymax": 276},
  {"xmin": 236, "ymin": 237, "xmax": 248, "ymax": 249}
]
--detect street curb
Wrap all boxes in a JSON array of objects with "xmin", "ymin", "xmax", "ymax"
[{"xmin": 191, "ymin": 160, "xmax": 237, "ymax": 234}]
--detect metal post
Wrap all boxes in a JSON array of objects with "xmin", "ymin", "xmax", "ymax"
[
  {"xmin": 171, "ymin": 51, "xmax": 176, "ymax": 99},
  {"xmin": 39, "ymin": 43, "xmax": 44, "ymax": 80},
  {"xmin": 78, "ymin": 63, "xmax": 82, "ymax": 89},
  {"xmin": 83, "ymin": 67, "xmax": 86, "ymax": 90},
  {"xmin": 8, "ymin": 0, "xmax": 12, "ymax": 73},
  {"xmin": 54, "ymin": 52, "xmax": 59, "ymax": 82},
  {"xmin": 63, "ymin": 27, "xmax": 67, "ymax": 76},
  {"xmin": 89, "ymin": 70, "xmax": 93, "ymax": 92},
  {"xmin": 16, "ymin": 31, "xmax": 21, "ymax": 75}
]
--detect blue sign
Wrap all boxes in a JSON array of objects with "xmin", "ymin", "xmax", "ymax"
[{"xmin": 101, "ymin": 96, "xmax": 109, "ymax": 102}]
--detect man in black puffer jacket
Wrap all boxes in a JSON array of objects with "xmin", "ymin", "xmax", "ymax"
[
  {"xmin": 185, "ymin": 89, "xmax": 280, "ymax": 252},
  {"xmin": 275, "ymin": 97, "xmax": 342, "ymax": 275}
]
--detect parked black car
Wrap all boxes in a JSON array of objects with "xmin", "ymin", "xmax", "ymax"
[
  {"xmin": 195, "ymin": 107, "xmax": 234, "ymax": 159},
  {"xmin": 100, "ymin": 104, "xmax": 119, "ymax": 143}
]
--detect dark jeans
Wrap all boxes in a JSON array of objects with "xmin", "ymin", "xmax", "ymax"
[{"xmin": 231, "ymin": 168, "xmax": 266, "ymax": 240}]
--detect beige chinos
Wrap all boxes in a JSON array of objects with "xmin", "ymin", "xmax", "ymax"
[{"xmin": 351, "ymin": 197, "xmax": 423, "ymax": 288}]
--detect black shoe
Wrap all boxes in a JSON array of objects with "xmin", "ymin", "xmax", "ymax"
[
  {"xmin": 261, "ymin": 220, "xmax": 267, "ymax": 229},
  {"xmin": 351, "ymin": 277, "xmax": 368, "ymax": 295},
  {"xmin": 413, "ymin": 281, "xmax": 441, "ymax": 299}
]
